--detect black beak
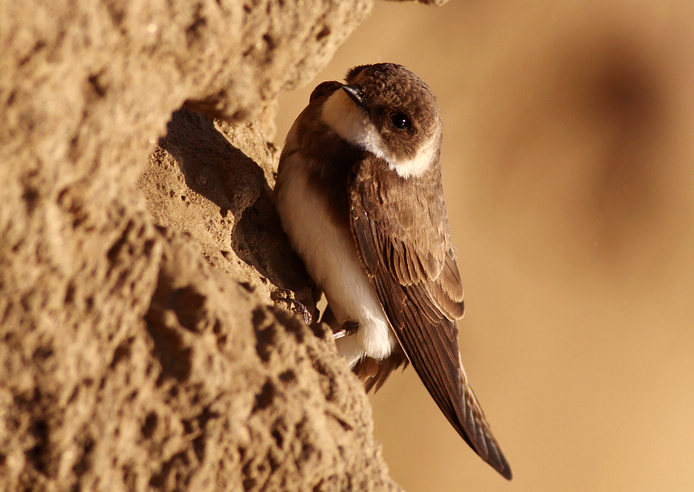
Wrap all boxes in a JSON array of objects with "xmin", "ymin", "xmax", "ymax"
[{"xmin": 341, "ymin": 85, "xmax": 366, "ymax": 108}]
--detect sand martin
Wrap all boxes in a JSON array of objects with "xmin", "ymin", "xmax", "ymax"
[{"xmin": 275, "ymin": 63, "xmax": 511, "ymax": 479}]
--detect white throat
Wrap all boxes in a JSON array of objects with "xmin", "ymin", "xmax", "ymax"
[{"xmin": 320, "ymin": 90, "xmax": 437, "ymax": 179}]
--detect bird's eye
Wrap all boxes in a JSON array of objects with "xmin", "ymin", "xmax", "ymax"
[{"xmin": 390, "ymin": 113, "xmax": 410, "ymax": 130}]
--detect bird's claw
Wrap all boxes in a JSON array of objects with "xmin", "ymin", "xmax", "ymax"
[
  {"xmin": 332, "ymin": 320, "xmax": 359, "ymax": 340},
  {"xmin": 271, "ymin": 291, "xmax": 313, "ymax": 325}
]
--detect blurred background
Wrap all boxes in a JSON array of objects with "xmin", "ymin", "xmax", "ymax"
[{"xmin": 275, "ymin": 1, "xmax": 694, "ymax": 490}]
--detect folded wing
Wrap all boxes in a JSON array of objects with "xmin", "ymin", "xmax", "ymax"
[{"xmin": 348, "ymin": 156, "xmax": 511, "ymax": 479}]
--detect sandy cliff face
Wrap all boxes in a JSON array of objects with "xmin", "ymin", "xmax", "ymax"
[{"xmin": 0, "ymin": 1, "xmax": 417, "ymax": 490}]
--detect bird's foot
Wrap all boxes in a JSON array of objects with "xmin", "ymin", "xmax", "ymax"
[
  {"xmin": 271, "ymin": 290, "xmax": 313, "ymax": 325},
  {"xmin": 333, "ymin": 320, "xmax": 359, "ymax": 340}
]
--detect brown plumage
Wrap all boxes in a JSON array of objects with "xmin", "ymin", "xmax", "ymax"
[
  {"xmin": 349, "ymin": 153, "xmax": 511, "ymax": 479},
  {"xmin": 275, "ymin": 63, "xmax": 511, "ymax": 480}
]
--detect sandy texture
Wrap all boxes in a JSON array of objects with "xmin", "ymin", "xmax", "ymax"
[{"xmin": 0, "ymin": 0, "xmax": 406, "ymax": 490}]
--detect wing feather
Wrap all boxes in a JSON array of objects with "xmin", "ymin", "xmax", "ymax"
[{"xmin": 349, "ymin": 155, "xmax": 511, "ymax": 479}]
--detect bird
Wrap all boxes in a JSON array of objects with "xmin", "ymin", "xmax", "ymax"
[{"xmin": 274, "ymin": 63, "xmax": 512, "ymax": 480}]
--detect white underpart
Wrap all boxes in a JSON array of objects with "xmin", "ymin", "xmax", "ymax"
[
  {"xmin": 276, "ymin": 127, "xmax": 397, "ymax": 366},
  {"xmin": 321, "ymin": 90, "xmax": 436, "ymax": 179}
]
